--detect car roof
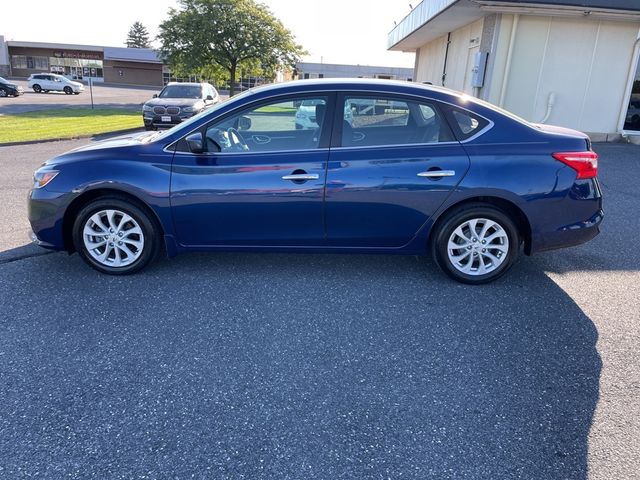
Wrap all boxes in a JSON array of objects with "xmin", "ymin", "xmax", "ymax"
[
  {"xmin": 243, "ymin": 78, "xmax": 465, "ymax": 102},
  {"xmin": 165, "ymin": 82, "xmax": 205, "ymax": 87}
]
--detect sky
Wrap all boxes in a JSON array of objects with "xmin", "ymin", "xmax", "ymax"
[{"xmin": 0, "ymin": 0, "xmax": 416, "ymax": 68}]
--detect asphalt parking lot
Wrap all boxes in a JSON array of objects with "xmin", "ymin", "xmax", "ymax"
[
  {"xmin": 0, "ymin": 139, "xmax": 638, "ymax": 479},
  {"xmin": 0, "ymin": 80, "xmax": 160, "ymax": 115},
  {"xmin": 0, "ymin": 79, "xmax": 230, "ymax": 115}
]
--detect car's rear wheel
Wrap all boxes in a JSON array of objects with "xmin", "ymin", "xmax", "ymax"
[
  {"xmin": 32, "ymin": 84, "xmax": 42, "ymax": 93},
  {"xmin": 431, "ymin": 205, "xmax": 520, "ymax": 284},
  {"xmin": 0, "ymin": 89, "xmax": 7, "ymax": 97},
  {"xmin": 64, "ymin": 86, "xmax": 73, "ymax": 95},
  {"xmin": 73, "ymin": 198, "xmax": 160, "ymax": 275}
]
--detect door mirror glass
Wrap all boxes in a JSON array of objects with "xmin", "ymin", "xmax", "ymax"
[
  {"xmin": 206, "ymin": 95, "xmax": 214, "ymax": 101},
  {"xmin": 185, "ymin": 132, "xmax": 204, "ymax": 154},
  {"xmin": 152, "ymin": 93, "xmax": 158, "ymax": 98}
]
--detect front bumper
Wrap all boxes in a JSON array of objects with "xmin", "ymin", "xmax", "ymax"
[
  {"xmin": 28, "ymin": 188, "xmax": 73, "ymax": 251},
  {"xmin": 143, "ymin": 112, "xmax": 198, "ymax": 129}
]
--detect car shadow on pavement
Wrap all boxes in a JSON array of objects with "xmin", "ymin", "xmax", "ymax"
[{"xmin": 0, "ymin": 251, "xmax": 601, "ymax": 479}]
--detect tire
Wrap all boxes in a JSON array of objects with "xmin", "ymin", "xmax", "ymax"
[
  {"xmin": 0, "ymin": 89, "xmax": 7, "ymax": 97},
  {"xmin": 430, "ymin": 204, "xmax": 520, "ymax": 285},
  {"xmin": 73, "ymin": 92, "xmax": 80, "ymax": 95},
  {"xmin": 64, "ymin": 86, "xmax": 73, "ymax": 95},
  {"xmin": 33, "ymin": 84, "xmax": 42, "ymax": 93},
  {"xmin": 72, "ymin": 197, "xmax": 161, "ymax": 275}
]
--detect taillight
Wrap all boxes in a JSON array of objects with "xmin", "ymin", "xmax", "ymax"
[{"xmin": 552, "ymin": 151, "xmax": 598, "ymax": 179}]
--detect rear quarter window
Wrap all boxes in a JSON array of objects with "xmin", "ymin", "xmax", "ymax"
[{"xmin": 447, "ymin": 108, "xmax": 489, "ymax": 141}]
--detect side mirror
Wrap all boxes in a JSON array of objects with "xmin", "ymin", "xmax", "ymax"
[
  {"xmin": 152, "ymin": 93, "xmax": 158, "ymax": 98},
  {"xmin": 206, "ymin": 95, "xmax": 214, "ymax": 101},
  {"xmin": 185, "ymin": 132, "xmax": 204, "ymax": 154},
  {"xmin": 238, "ymin": 115, "xmax": 251, "ymax": 131}
]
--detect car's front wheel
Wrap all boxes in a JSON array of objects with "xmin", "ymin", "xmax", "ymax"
[
  {"xmin": 431, "ymin": 205, "xmax": 520, "ymax": 284},
  {"xmin": 32, "ymin": 84, "xmax": 42, "ymax": 93},
  {"xmin": 63, "ymin": 86, "xmax": 73, "ymax": 95},
  {"xmin": 72, "ymin": 198, "xmax": 160, "ymax": 275}
]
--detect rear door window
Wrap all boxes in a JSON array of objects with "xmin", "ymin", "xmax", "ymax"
[{"xmin": 341, "ymin": 96, "xmax": 453, "ymax": 147}]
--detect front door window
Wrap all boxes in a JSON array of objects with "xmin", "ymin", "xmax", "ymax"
[{"xmin": 205, "ymin": 96, "xmax": 329, "ymax": 153}]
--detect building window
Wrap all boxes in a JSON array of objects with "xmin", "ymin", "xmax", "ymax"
[
  {"xmin": 303, "ymin": 73, "xmax": 309, "ymax": 79},
  {"xmin": 11, "ymin": 55, "xmax": 48, "ymax": 70},
  {"xmin": 11, "ymin": 55, "xmax": 27, "ymax": 69},
  {"xmin": 318, "ymin": 74, "xmax": 324, "ymax": 78}
]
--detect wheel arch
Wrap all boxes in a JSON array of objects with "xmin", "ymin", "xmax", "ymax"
[
  {"xmin": 62, "ymin": 188, "xmax": 165, "ymax": 253},
  {"xmin": 428, "ymin": 196, "xmax": 533, "ymax": 255}
]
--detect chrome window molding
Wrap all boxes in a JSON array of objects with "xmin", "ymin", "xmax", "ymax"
[{"xmin": 163, "ymin": 88, "xmax": 497, "ymax": 154}]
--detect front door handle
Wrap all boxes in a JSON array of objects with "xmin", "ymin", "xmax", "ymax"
[
  {"xmin": 282, "ymin": 173, "xmax": 319, "ymax": 181},
  {"xmin": 417, "ymin": 170, "xmax": 456, "ymax": 178}
]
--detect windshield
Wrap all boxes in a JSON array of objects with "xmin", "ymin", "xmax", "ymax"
[
  {"xmin": 159, "ymin": 85, "xmax": 202, "ymax": 99},
  {"xmin": 460, "ymin": 94, "xmax": 534, "ymax": 127}
]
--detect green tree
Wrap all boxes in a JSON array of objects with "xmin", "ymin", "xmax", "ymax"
[
  {"xmin": 158, "ymin": 0, "xmax": 305, "ymax": 95},
  {"xmin": 126, "ymin": 21, "xmax": 151, "ymax": 49}
]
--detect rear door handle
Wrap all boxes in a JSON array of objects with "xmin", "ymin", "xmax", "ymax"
[
  {"xmin": 417, "ymin": 170, "xmax": 456, "ymax": 178},
  {"xmin": 282, "ymin": 173, "xmax": 319, "ymax": 181}
]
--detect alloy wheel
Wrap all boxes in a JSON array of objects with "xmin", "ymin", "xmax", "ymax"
[
  {"xmin": 82, "ymin": 209, "xmax": 145, "ymax": 268},
  {"xmin": 446, "ymin": 218, "xmax": 509, "ymax": 276}
]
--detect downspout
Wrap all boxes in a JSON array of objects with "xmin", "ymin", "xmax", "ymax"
[
  {"xmin": 498, "ymin": 14, "xmax": 519, "ymax": 108},
  {"xmin": 617, "ymin": 32, "xmax": 640, "ymax": 135},
  {"xmin": 442, "ymin": 32, "xmax": 451, "ymax": 87},
  {"xmin": 539, "ymin": 92, "xmax": 556, "ymax": 124}
]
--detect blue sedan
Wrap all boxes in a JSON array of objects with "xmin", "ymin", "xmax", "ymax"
[{"xmin": 28, "ymin": 79, "xmax": 603, "ymax": 284}]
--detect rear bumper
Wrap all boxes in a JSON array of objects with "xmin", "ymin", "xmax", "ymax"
[{"xmin": 531, "ymin": 208, "xmax": 603, "ymax": 254}]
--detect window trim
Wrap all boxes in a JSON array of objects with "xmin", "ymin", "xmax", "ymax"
[
  {"xmin": 173, "ymin": 92, "xmax": 337, "ymax": 155},
  {"xmin": 441, "ymin": 104, "xmax": 491, "ymax": 142},
  {"xmin": 331, "ymin": 91, "xmax": 456, "ymax": 148},
  {"xmin": 164, "ymin": 88, "xmax": 495, "ymax": 154}
]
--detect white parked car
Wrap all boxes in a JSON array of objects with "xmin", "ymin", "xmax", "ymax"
[{"xmin": 27, "ymin": 73, "xmax": 84, "ymax": 95}]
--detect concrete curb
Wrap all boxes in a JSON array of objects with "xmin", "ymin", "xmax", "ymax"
[{"xmin": 0, "ymin": 127, "xmax": 145, "ymax": 147}]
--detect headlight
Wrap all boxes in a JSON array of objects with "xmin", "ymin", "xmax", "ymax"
[
  {"xmin": 143, "ymin": 104, "xmax": 153, "ymax": 112},
  {"xmin": 183, "ymin": 106, "xmax": 195, "ymax": 113},
  {"xmin": 33, "ymin": 170, "xmax": 59, "ymax": 189}
]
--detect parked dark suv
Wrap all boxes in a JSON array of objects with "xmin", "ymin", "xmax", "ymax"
[
  {"xmin": 0, "ymin": 76, "xmax": 24, "ymax": 97},
  {"xmin": 142, "ymin": 82, "xmax": 219, "ymax": 130}
]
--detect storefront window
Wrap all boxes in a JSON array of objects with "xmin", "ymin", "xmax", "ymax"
[
  {"xmin": 49, "ymin": 57, "xmax": 103, "ymax": 79},
  {"xmin": 623, "ymin": 54, "xmax": 640, "ymax": 132},
  {"xmin": 11, "ymin": 55, "xmax": 27, "ymax": 69},
  {"xmin": 10, "ymin": 55, "xmax": 48, "ymax": 70}
]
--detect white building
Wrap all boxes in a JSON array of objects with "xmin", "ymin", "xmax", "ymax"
[
  {"xmin": 388, "ymin": 0, "xmax": 640, "ymax": 141},
  {"xmin": 295, "ymin": 62, "xmax": 414, "ymax": 81}
]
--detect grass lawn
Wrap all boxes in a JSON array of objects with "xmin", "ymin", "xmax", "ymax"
[
  {"xmin": 0, "ymin": 108, "xmax": 143, "ymax": 144},
  {"xmin": 254, "ymin": 105, "xmax": 297, "ymax": 113}
]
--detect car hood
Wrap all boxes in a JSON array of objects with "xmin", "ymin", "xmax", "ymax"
[
  {"xmin": 144, "ymin": 98, "xmax": 202, "ymax": 107},
  {"xmin": 44, "ymin": 131, "xmax": 158, "ymax": 166},
  {"xmin": 531, "ymin": 123, "xmax": 589, "ymax": 139},
  {"xmin": 1, "ymin": 82, "xmax": 19, "ymax": 89}
]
